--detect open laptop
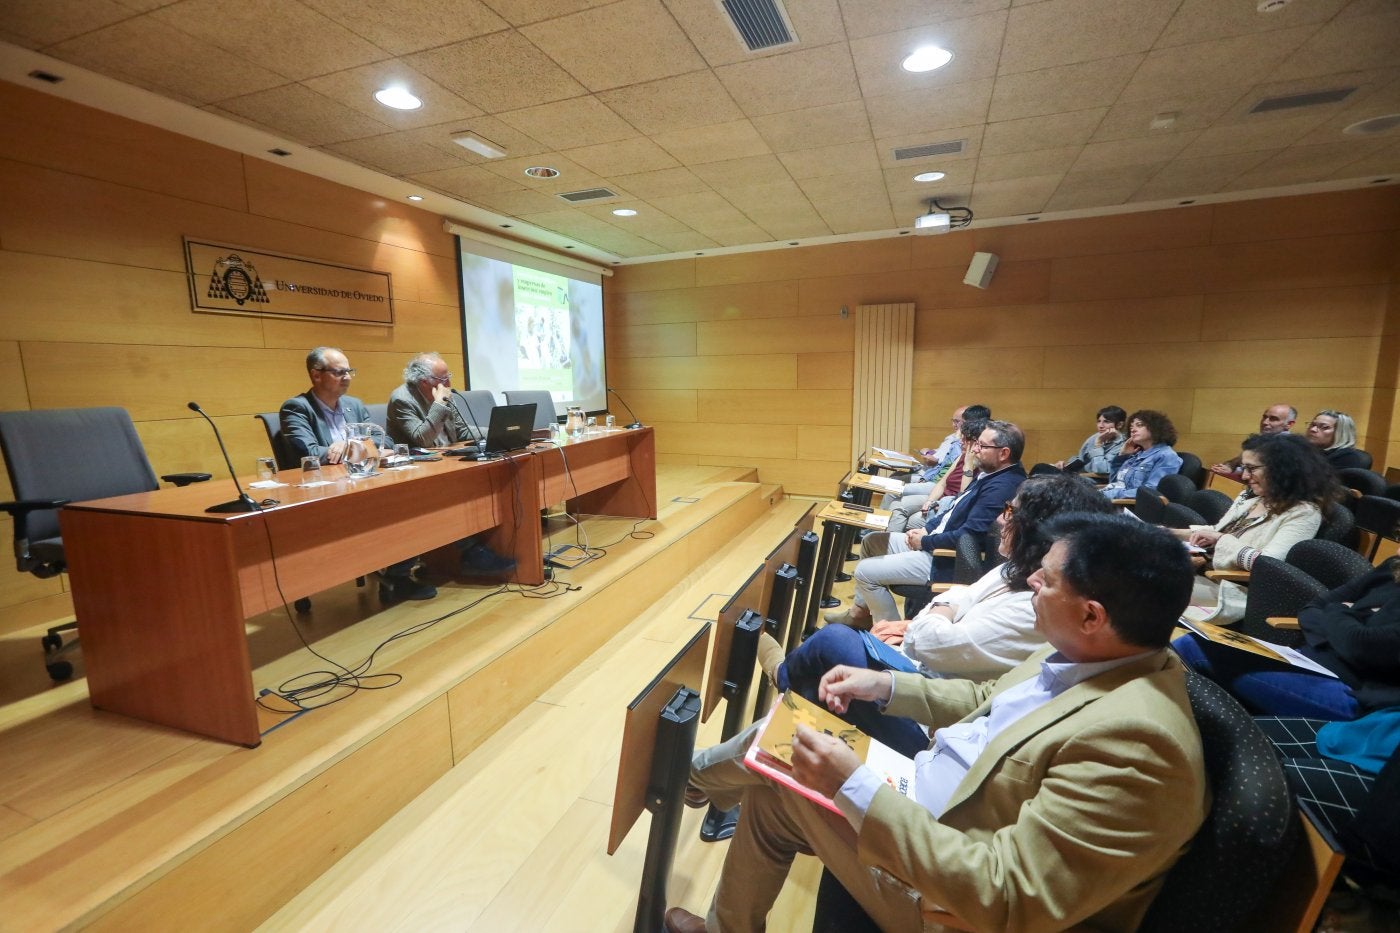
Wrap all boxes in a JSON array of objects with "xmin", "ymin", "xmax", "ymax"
[{"xmin": 479, "ymin": 402, "xmax": 536, "ymax": 457}]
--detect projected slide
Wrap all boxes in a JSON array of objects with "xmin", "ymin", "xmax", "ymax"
[{"xmin": 458, "ymin": 244, "xmax": 606, "ymax": 416}]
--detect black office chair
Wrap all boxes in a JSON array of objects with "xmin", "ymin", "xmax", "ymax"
[
  {"xmin": 1028, "ymin": 462, "xmax": 1062, "ymax": 477},
  {"xmin": 451, "ymin": 389, "xmax": 497, "ymax": 437},
  {"xmin": 1158, "ymin": 473, "xmax": 1197, "ymax": 504},
  {"xmin": 1176, "ymin": 451, "xmax": 1205, "ymax": 489},
  {"xmin": 812, "ymin": 671, "xmax": 1298, "ymax": 933},
  {"xmin": 1354, "ymin": 494, "xmax": 1400, "ymax": 560},
  {"xmin": 1184, "ymin": 488, "xmax": 1232, "ymax": 524},
  {"xmin": 1160, "ymin": 501, "xmax": 1207, "ymax": 529},
  {"xmin": 1134, "ymin": 486, "xmax": 1167, "ymax": 524},
  {"xmin": 365, "ymin": 402, "xmax": 388, "ymax": 432},
  {"xmin": 1337, "ymin": 467, "xmax": 1387, "ymax": 498},
  {"xmin": 1317, "ymin": 500, "xmax": 1360, "ymax": 552},
  {"xmin": 1237, "ymin": 540, "xmax": 1373, "ymax": 646},
  {"xmin": 504, "ymin": 390, "xmax": 558, "ymax": 430},
  {"xmin": 0, "ymin": 407, "xmax": 210, "ymax": 679}
]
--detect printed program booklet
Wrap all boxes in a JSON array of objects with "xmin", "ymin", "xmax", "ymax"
[
  {"xmin": 743, "ymin": 690, "xmax": 918, "ymax": 816},
  {"xmin": 1178, "ymin": 617, "xmax": 1337, "ymax": 677}
]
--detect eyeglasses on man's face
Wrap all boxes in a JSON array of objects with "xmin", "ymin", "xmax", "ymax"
[
  {"xmin": 973, "ymin": 440, "xmax": 1006, "ymax": 450},
  {"xmin": 316, "ymin": 367, "xmax": 356, "ymax": 378}
]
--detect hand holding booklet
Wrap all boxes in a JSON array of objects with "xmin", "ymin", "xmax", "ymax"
[{"xmin": 744, "ymin": 690, "xmax": 917, "ymax": 816}]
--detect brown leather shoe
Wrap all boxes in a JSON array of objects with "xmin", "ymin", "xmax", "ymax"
[
  {"xmin": 663, "ymin": 907, "xmax": 707, "ymax": 933},
  {"xmin": 683, "ymin": 784, "xmax": 708, "ymax": 809}
]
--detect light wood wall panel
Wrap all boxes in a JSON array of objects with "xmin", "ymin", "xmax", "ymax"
[
  {"xmin": 608, "ymin": 185, "xmax": 1400, "ymax": 491},
  {"xmin": 0, "ymin": 82, "xmax": 463, "ymax": 612}
]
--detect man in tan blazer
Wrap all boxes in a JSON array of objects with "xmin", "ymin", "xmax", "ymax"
[{"xmin": 668, "ymin": 514, "xmax": 1207, "ymax": 933}]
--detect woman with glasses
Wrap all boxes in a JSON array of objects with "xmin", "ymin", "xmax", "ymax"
[
  {"xmin": 1305, "ymin": 409, "xmax": 1368, "ymax": 470},
  {"xmin": 1099, "ymin": 409, "xmax": 1182, "ymax": 499},
  {"xmin": 1175, "ymin": 432, "xmax": 1335, "ymax": 624},
  {"xmin": 755, "ymin": 475, "xmax": 1115, "ymax": 755}
]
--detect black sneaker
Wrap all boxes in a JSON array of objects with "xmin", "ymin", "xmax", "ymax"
[
  {"xmin": 380, "ymin": 576, "xmax": 437, "ymax": 604},
  {"xmin": 459, "ymin": 545, "xmax": 517, "ymax": 576}
]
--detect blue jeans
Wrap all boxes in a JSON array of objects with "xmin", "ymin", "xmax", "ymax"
[
  {"xmin": 1171, "ymin": 635, "xmax": 1360, "ymax": 720},
  {"xmin": 775, "ymin": 623, "xmax": 931, "ymax": 757}
]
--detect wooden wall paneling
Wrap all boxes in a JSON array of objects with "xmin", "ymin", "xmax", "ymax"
[
  {"xmin": 908, "ymin": 231, "xmax": 980, "ymax": 270},
  {"xmin": 1200, "ymin": 285, "xmax": 1388, "ymax": 342},
  {"xmin": 0, "ymin": 342, "xmax": 28, "ymax": 409},
  {"xmin": 1190, "ymin": 388, "xmax": 1375, "ymax": 435},
  {"xmin": 86, "ymin": 699, "xmax": 454, "ymax": 932},
  {"xmin": 797, "ymin": 351, "xmax": 854, "ymax": 389},
  {"xmin": 973, "ymin": 205, "xmax": 1214, "ymax": 261},
  {"xmin": 609, "ymin": 322, "xmax": 697, "ymax": 358},
  {"xmin": 911, "ymin": 259, "xmax": 1052, "ymax": 309},
  {"xmin": 696, "ymin": 314, "xmax": 853, "ymax": 355},
  {"xmin": 1049, "ymin": 245, "xmax": 1216, "ymax": 301},
  {"xmin": 851, "ymin": 303, "xmax": 914, "ymax": 462},
  {"xmin": 608, "ymin": 353, "xmax": 798, "ymax": 390},
  {"xmin": 1210, "ymin": 187, "xmax": 1400, "ymax": 244},
  {"xmin": 135, "ymin": 415, "xmax": 271, "ymax": 481},
  {"xmin": 797, "ymin": 269, "xmax": 925, "ymax": 318},
  {"xmin": 695, "ymin": 239, "xmax": 910, "ymax": 288},
  {"xmin": 603, "ymin": 258, "xmax": 694, "ymax": 293},
  {"xmin": 648, "ymin": 421, "xmax": 797, "ymax": 460},
  {"xmin": 607, "ymin": 280, "xmax": 799, "ymax": 324},
  {"xmin": 913, "ymin": 346, "xmax": 1045, "ymax": 389},
  {"xmin": 0, "ymin": 83, "xmax": 248, "ymax": 212},
  {"xmin": 698, "ymin": 389, "xmax": 851, "ymax": 426},
  {"xmin": 914, "ymin": 388, "xmax": 1197, "ymax": 433},
  {"xmin": 0, "ymin": 548, "xmax": 65, "ymax": 612},
  {"xmin": 796, "ymin": 424, "xmax": 841, "ymax": 461},
  {"xmin": 915, "ymin": 296, "xmax": 1205, "ymax": 349},
  {"xmin": 0, "ymin": 252, "xmax": 265, "ymax": 348},
  {"xmin": 1208, "ymin": 233, "xmax": 1394, "ymax": 293},
  {"xmin": 1041, "ymin": 337, "xmax": 1380, "ymax": 389},
  {"xmin": 600, "ymin": 388, "xmax": 697, "ymax": 423},
  {"xmin": 259, "ymin": 299, "xmax": 463, "ymax": 358}
]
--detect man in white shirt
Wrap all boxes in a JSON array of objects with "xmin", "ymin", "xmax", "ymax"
[{"xmin": 666, "ymin": 514, "xmax": 1205, "ymax": 933}]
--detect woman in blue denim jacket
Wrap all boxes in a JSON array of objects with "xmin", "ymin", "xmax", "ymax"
[{"xmin": 1100, "ymin": 409, "xmax": 1183, "ymax": 499}]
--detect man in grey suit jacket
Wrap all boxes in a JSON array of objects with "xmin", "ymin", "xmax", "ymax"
[{"xmin": 668, "ymin": 514, "xmax": 1207, "ymax": 933}]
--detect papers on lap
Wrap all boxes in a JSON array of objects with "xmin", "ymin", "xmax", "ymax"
[
  {"xmin": 1179, "ymin": 618, "xmax": 1338, "ymax": 677},
  {"xmin": 744, "ymin": 691, "xmax": 917, "ymax": 815}
]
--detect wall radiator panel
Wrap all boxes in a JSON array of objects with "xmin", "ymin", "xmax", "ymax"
[{"xmin": 851, "ymin": 303, "xmax": 915, "ymax": 465}]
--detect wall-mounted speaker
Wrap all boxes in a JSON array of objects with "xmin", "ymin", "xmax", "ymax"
[{"xmin": 963, "ymin": 251, "xmax": 999, "ymax": 289}]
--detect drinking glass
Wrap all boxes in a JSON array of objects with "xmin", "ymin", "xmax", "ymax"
[
  {"xmin": 256, "ymin": 456, "xmax": 276, "ymax": 482},
  {"xmin": 394, "ymin": 443, "xmax": 411, "ymax": 465},
  {"xmin": 300, "ymin": 456, "xmax": 322, "ymax": 484}
]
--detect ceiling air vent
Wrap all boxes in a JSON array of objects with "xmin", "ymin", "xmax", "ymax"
[
  {"xmin": 1249, "ymin": 87, "xmax": 1356, "ymax": 114},
  {"xmin": 892, "ymin": 139, "xmax": 967, "ymax": 161},
  {"xmin": 558, "ymin": 187, "xmax": 618, "ymax": 203},
  {"xmin": 719, "ymin": 0, "xmax": 796, "ymax": 52}
]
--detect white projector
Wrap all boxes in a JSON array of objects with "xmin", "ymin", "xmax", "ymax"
[{"xmin": 913, "ymin": 210, "xmax": 952, "ymax": 234}]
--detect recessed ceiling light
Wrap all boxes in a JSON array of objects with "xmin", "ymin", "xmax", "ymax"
[
  {"xmin": 451, "ymin": 131, "xmax": 507, "ymax": 159},
  {"xmin": 913, "ymin": 171, "xmax": 946, "ymax": 183},
  {"xmin": 525, "ymin": 166, "xmax": 560, "ymax": 179},
  {"xmin": 612, "ymin": 208, "xmax": 637, "ymax": 216},
  {"xmin": 902, "ymin": 46, "xmax": 953, "ymax": 73},
  {"xmin": 1344, "ymin": 113, "xmax": 1400, "ymax": 136},
  {"xmin": 407, "ymin": 195, "xmax": 423, "ymax": 201},
  {"xmin": 373, "ymin": 87, "xmax": 422, "ymax": 110}
]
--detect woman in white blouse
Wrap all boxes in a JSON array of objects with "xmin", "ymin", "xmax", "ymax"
[
  {"xmin": 1178, "ymin": 432, "xmax": 1337, "ymax": 623},
  {"xmin": 757, "ymin": 474, "xmax": 1115, "ymax": 755}
]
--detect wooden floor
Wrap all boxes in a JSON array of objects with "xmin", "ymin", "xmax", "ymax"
[{"xmin": 0, "ymin": 465, "xmax": 840, "ymax": 931}]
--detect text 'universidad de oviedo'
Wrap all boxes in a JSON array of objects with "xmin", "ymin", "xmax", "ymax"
[{"xmin": 273, "ymin": 280, "xmax": 387, "ymax": 302}]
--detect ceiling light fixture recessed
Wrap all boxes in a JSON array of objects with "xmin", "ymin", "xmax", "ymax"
[
  {"xmin": 913, "ymin": 171, "xmax": 946, "ymax": 183},
  {"xmin": 373, "ymin": 87, "xmax": 422, "ymax": 110},
  {"xmin": 407, "ymin": 195, "xmax": 423, "ymax": 201},
  {"xmin": 612, "ymin": 208, "xmax": 637, "ymax": 216},
  {"xmin": 451, "ymin": 131, "xmax": 507, "ymax": 159},
  {"xmin": 525, "ymin": 166, "xmax": 560, "ymax": 179},
  {"xmin": 1344, "ymin": 114, "xmax": 1400, "ymax": 136},
  {"xmin": 902, "ymin": 46, "xmax": 953, "ymax": 73},
  {"xmin": 28, "ymin": 69, "xmax": 63, "ymax": 84}
]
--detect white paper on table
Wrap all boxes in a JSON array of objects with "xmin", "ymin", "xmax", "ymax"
[
  {"xmin": 248, "ymin": 480, "xmax": 287, "ymax": 489},
  {"xmin": 296, "ymin": 480, "xmax": 335, "ymax": 488},
  {"xmin": 864, "ymin": 514, "xmax": 890, "ymax": 529},
  {"xmin": 866, "ymin": 475, "xmax": 904, "ymax": 492},
  {"xmin": 872, "ymin": 446, "xmax": 916, "ymax": 461}
]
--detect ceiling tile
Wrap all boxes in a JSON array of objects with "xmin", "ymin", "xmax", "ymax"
[
  {"xmin": 214, "ymin": 84, "xmax": 393, "ymax": 146},
  {"xmin": 876, "ymin": 125, "xmax": 984, "ymax": 167},
  {"xmin": 398, "ymin": 116, "xmax": 549, "ymax": 163},
  {"xmin": 848, "ymin": 10, "xmax": 1007, "ymax": 98},
  {"xmin": 597, "ymin": 70, "xmax": 743, "ymax": 135},
  {"xmin": 653, "ymin": 119, "xmax": 772, "ymax": 165},
  {"xmin": 1090, "ymin": 92, "xmax": 1245, "ymax": 142},
  {"xmin": 798, "ymin": 170, "xmax": 891, "ymax": 205},
  {"xmin": 497, "ymin": 96, "xmax": 637, "ymax": 149},
  {"xmin": 1327, "ymin": 143, "xmax": 1400, "ymax": 179},
  {"xmin": 578, "ymin": 200, "xmax": 690, "ymax": 234},
  {"xmin": 1180, "ymin": 113, "xmax": 1337, "ymax": 159},
  {"xmin": 865, "ymin": 78, "xmax": 994, "ymax": 138},
  {"xmin": 152, "ymin": 0, "xmax": 383, "ymax": 82},
  {"xmin": 981, "ymin": 108, "xmax": 1107, "ymax": 155},
  {"xmin": 977, "ymin": 146, "xmax": 1082, "ymax": 182},
  {"xmin": 664, "ymin": 0, "xmax": 847, "ymax": 68},
  {"xmin": 815, "ymin": 201, "xmax": 898, "ymax": 234},
  {"xmin": 321, "ymin": 133, "xmax": 466, "ymax": 175},
  {"xmin": 1044, "ymin": 183, "xmax": 1139, "ymax": 212},
  {"xmin": 299, "ymin": 0, "xmax": 507, "ymax": 55},
  {"xmin": 606, "ymin": 166, "xmax": 713, "ymax": 198},
  {"xmin": 45, "ymin": 17, "xmax": 288, "ymax": 104},
  {"xmin": 1295, "ymin": 69, "xmax": 1400, "ymax": 144},
  {"xmin": 646, "ymin": 230, "xmax": 720, "ymax": 252},
  {"xmin": 999, "ymin": 0, "xmax": 1176, "ymax": 74},
  {"xmin": 475, "ymin": 187, "xmax": 581, "ymax": 215},
  {"xmin": 1055, "ymin": 162, "xmax": 1162, "ymax": 195},
  {"xmin": 563, "ymin": 136, "xmax": 679, "ymax": 176},
  {"xmin": 1129, "ymin": 151, "xmax": 1274, "ymax": 202},
  {"xmin": 4, "ymin": 0, "xmax": 137, "ymax": 47},
  {"xmin": 1071, "ymin": 132, "xmax": 1196, "ymax": 172},
  {"xmin": 707, "ymin": 223, "xmax": 774, "ymax": 246},
  {"xmin": 406, "ymin": 31, "xmax": 587, "ymax": 113},
  {"xmin": 485, "ymin": 0, "xmax": 617, "ymax": 27},
  {"xmin": 478, "ymin": 153, "xmax": 609, "ymax": 195},
  {"xmin": 689, "ymin": 155, "xmax": 794, "ymax": 195},
  {"xmin": 407, "ymin": 164, "xmax": 527, "ymax": 198},
  {"xmin": 1269, "ymin": 6, "xmax": 1400, "ymax": 82},
  {"xmin": 1120, "ymin": 26, "xmax": 1317, "ymax": 103},
  {"xmin": 883, "ymin": 157, "xmax": 977, "ymax": 193},
  {"xmin": 969, "ymin": 174, "xmax": 1061, "ymax": 215},
  {"xmin": 780, "ymin": 141, "xmax": 882, "ymax": 179},
  {"xmin": 1224, "ymin": 140, "xmax": 1387, "ymax": 191},
  {"xmin": 1156, "ymin": 0, "xmax": 1349, "ymax": 49},
  {"xmin": 837, "ymin": 0, "xmax": 1011, "ymax": 40},
  {"xmin": 988, "ymin": 55, "xmax": 1141, "ymax": 123},
  {"xmin": 715, "ymin": 43, "xmax": 863, "ymax": 118},
  {"xmin": 752, "ymin": 100, "xmax": 873, "ymax": 153},
  {"xmin": 647, "ymin": 190, "xmax": 749, "ymax": 227},
  {"xmin": 522, "ymin": 0, "xmax": 707, "ymax": 92},
  {"xmin": 1213, "ymin": 71, "xmax": 1382, "ymax": 128},
  {"xmin": 303, "ymin": 61, "xmax": 483, "ymax": 130}
]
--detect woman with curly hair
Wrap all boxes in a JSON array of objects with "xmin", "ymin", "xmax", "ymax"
[
  {"xmin": 1099, "ymin": 409, "xmax": 1183, "ymax": 499},
  {"xmin": 757, "ymin": 474, "xmax": 1115, "ymax": 755}
]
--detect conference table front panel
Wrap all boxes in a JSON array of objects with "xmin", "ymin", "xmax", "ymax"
[{"xmin": 538, "ymin": 428, "xmax": 657, "ymax": 519}]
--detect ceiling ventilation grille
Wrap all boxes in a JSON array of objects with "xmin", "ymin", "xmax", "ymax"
[
  {"xmin": 558, "ymin": 187, "xmax": 618, "ymax": 203},
  {"xmin": 719, "ymin": 0, "xmax": 796, "ymax": 52},
  {"xmin": 1249, "ymin": 87, "xmax": 1356, "ymax": 114},
  {"xmin": 892, "ymin": 139, "xmax": 967, "ymax": 161}
]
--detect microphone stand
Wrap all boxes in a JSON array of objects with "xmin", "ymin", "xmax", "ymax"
[
  {"xmin": 187, "ymin": 401, "xmax": 260, "ymax": 513},
  {"xmin": 448, "ymin": 389, "xmax": 483, "ymax": 444},
  {"xmin": 606, "ymin": 386, "xmax": 643, "ymax": 430}
]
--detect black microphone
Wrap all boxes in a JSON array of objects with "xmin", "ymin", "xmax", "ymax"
[
  {"xmin": 449, "ymin": 389, "xmax": 482, "ymax": 443},
  {"xmin": 188, "ymin": 401, "xmax": 260, "ymax": 514},
  {"xmin": 606, "ymin": 386, "xmax": 643, "ymax": 430}
]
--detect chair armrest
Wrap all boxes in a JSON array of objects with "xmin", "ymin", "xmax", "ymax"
[
  {"xmin": 1111, "ymin": 498, "xmax": 1136, "ymax": 506},
  {"xmin": 160, "ymin": 472, "xmax": 212, "ymax": 487},
  {"xmin": 0, "ymin": 497, "xmax": 71, "ymax": 518},
  {"xmin": 930, "ymin": 548, "xmax": 956, "ymax": 557},
  {"xmin": 1267, "ymin": 617, "xmax": 1301, "ymax": 631},
  {"xmin": 929, "ymin": 583, "xmax": 955, "ymax": 593},
  {"xmin": 1205, "ymin": 569, "xmax": 1251, "ymax": 583}
]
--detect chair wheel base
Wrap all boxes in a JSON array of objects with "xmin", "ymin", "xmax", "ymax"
[
  {"xmin": 41, "ymin": 633, "xmax": 63, "ymax": 651},
  {"xmin": 293, "ymin": 597, "xmax": 312, "ymax": 614},
  {"xmin": 47, "ymin": 660, "xmax": 74, "ymax": 681}
]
